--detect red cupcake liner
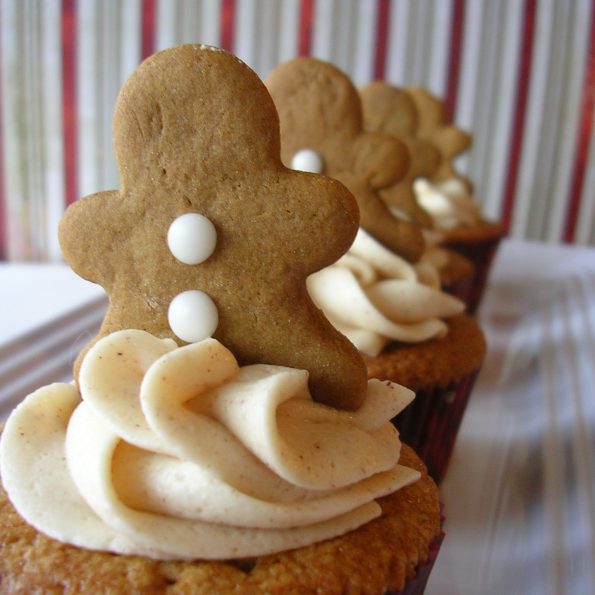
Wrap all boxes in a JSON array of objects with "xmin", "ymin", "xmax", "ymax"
[
  {"xmin": 441, "ymin": 272, "xmax": 475, "ymax": 310},
  {"xmin": 444, "ymin": 236, "xmax": 502, "ymax": 314},
  {"xmin": 394, "ymin": 370, "xmax": 480, "ymax": 484},
  {"xmin": 391, "ymin": 504, "xmax": 445, "ymax": 595}
]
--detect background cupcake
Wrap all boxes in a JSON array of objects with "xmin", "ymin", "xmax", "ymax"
[
  {"xmin": 406, "ymin": 86, "xmax": 506, "ymax": 314},
  {"xmin": 267, "ymin": 57, "xmax": 486, "ymax": 483},
  {"xmin": 360, "ymin": 82, "xmax": 477, "ymax": 309}
]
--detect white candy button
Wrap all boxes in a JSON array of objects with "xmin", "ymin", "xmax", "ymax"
[
  {"xmin": 167, "ymin": 213, "xmax": 217, "ymax": 265},
  {"xmin": 291, "ymin": 148, "xmax": 324, "ymax": 173},
  {"xmin": 168, "ymin": 290, "xmax": 218, "ymax": 343}
]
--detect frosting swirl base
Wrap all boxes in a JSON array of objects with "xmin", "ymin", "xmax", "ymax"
[{"xmin": 0, "ymin": 444, "xmax": 441, "ymax": 594}]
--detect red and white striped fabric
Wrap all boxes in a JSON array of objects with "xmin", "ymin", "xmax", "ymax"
[{"xmin": 0, "ymin": 0, "xmax": 593, "ymax": 261}]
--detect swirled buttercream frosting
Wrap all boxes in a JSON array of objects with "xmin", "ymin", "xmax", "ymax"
[
  {"xmin": 307, "ymin": 229, "xmax": 465, "ymax": 356},
  {"xmin": 0, "ymin": 330, "xmax": 419, "ymax": 560},
  {"xmin": 413, "ymin": 177, "xmax": 482, "ymax": 229}
]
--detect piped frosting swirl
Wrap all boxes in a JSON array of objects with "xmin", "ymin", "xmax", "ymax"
[{"xmin": 0, "ymin": 330, "xmax": 419, "ymax": 560}]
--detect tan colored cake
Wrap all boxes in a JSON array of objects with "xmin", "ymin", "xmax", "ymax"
[
  {"xmin": 267, "ymin": 58, "xmax": 486, "ymax": 483},
  {"xmin": 364, "ymin": 315, "xmax": 486, "ymax": 391}
]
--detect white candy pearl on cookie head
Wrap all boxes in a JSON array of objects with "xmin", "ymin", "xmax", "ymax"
[
  {"xmin": 168, "ymin": 290, "xmax": 219, "ymax": 343},
  {"xmin": 167, "ymin": 213, "xmax": 217, "ymax": 265},
  {"xmin": 291, "ymin": 149, "xmax": 324, "ymax": 174}
]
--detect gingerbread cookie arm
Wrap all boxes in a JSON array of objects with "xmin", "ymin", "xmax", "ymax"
[
  {"xmin": 58, "ymin": 190, "xmax": 125, "ymax": 289},
  {"xmin": 431, "ymin": 126, "xmax": 473, "ymax": 191},
  {"xmin": 347, "ymin": 132, "xmax": 424, "ymax": 261}
]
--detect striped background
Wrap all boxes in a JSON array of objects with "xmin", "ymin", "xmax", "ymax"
[{"xmin": 0, "ymin": 0, "xmax": 593, "ymax": 262}]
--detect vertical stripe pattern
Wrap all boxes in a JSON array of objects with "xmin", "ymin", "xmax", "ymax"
[
  {"xmin": 0, "ymin": 0, "xmax": 594, "ymax": 261},
  {"xmin": 62, "ymin": 0, "xmax": 77, "ymax": 209},
  {"xmin": 0, "ymin": 5, "xmax": 6, "ymax": 261}
]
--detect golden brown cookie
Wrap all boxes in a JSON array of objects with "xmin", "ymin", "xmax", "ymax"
[
  {"xmin": 405, "ymin": 86, "xmax": 473, "ymax": 192},
  {"xmin": 0, "ymin": 443, "xmax": 441, "ymax": 594},
  {"xmin": 266, "ymin": 58, "xmax": 426, "ymax": 263},
  {"xmin": 360, "ymin": 81, "xmax": 439, "ymax": 229},
  {"xmin": 58, "ymin": 45, "xmax": 367, "ymax": 411}
]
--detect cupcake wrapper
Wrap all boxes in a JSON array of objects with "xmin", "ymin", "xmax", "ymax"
[
  {"xmin": 441, "ymin": 274, "xmax": 475, "ymax": 311},
  {"xmin": 445, "ymin": 236, "xmax": 502, "ymax": 314},
  {"xmin": 390, "ymin": 505, "xmax": 445, "ymax": 595},
  {"xmin": 394, "ymin": 370, "xmax": 480, "ymax": 484}
]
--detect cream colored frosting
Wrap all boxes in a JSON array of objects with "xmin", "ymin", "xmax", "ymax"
[
  {"xmin": 413, "ymin": 177, "xmax": 482, "ymax": 229},
  {"xmin": 0, "ymin": 330, "xmax": 419, "ymax": 560},
  {"xmin": 307, "ymin": 228, "xmax": 465, "ymax": 356}
]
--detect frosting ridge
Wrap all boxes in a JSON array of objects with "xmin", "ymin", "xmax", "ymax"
[{"xmin": 307, "ymin": 228, "xmax": 465, "ymax": 356}]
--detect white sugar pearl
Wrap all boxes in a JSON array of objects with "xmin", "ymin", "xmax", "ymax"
[
  {"xmin": 291, "ymin": 148, "xmax": 324, "ymax": 174},
  {"xmin": 167, "ymin": 213, "xmax": 217, "ymax": 265},
  {"xmin": 168, "ymin": 290, "xmax": 218, "ymax": 343}
]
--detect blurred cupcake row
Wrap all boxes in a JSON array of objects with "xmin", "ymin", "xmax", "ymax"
[{"xmin": 265, "ymin": 56, "xmax": 504, "ymax": 485}]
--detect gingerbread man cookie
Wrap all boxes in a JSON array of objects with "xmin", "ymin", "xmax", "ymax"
[
  {"xmin": 360, "ymin": 82, "xmax": 440, "ymax": 229},
  {"xmin": 59, "ymin": 45, "xmax": 368, "ymax": 410},
  {"xmin": 266, "ymin": 58, "xmax": 425, "ymax": 263},
  {"xmin": 405, "ymin": 86, "xmax": 473, "ymax": 192}
]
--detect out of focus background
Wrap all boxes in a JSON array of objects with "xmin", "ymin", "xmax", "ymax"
[
  {"xmin": 0, "ymin": 3, "xmax": 594, "ymax": 595},
  {"xmin": 0, "ymin": 0, "xmax": 593, "ymax": 261}
]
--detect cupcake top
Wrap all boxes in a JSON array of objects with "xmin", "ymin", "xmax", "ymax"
[
  {"xmin": 404, "ymin": 86, "xmax": 488, "ymax": 231},
  {"xmin": 360, "ymin": 81, "xmax": 439, "ymax": 229},
  {"xmin": 0, "ymin": 45, "xmax": 421, "ymax": 562},
  {"xmin": 267, "ymin": 60, "xmax": 465, "ymax": 354}
]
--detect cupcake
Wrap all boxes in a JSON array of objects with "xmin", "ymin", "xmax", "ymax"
[
  {"xmin": 266, "ymin": 58, "xmax": 486, "ymax": 483},
  {"xmin": 0, "ymin": 45, "xmax": 442, "ymax": 594},
  {"xmin": 359, "ymin": 81, "xmax": 476, "ymax": 309},
  {"xmin": 406, "ymin": 86, "xmax": 506, "ymax": 313}
]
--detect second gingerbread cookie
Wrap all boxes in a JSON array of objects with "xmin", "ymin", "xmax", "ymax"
[{"xmin": 266, "ymin": 58, "xmax": 425, "ymax": 263}]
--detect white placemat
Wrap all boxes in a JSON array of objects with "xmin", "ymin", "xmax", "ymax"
[
  {"xmin": 428, "ymin": 239, "xmax": 595, "ymax": 595},
  {"xmin": 0, "ymin": 264, "xmax": 107, "ymax": 419}
]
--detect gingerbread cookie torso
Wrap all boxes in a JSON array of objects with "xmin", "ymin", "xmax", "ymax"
[{"xmin": 59, "ymin": 45, "xmax": 367, "ymax": 410}]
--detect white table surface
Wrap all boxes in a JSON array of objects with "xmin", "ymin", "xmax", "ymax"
[
  {"xmin": 427, "ymin": 239, "xmax": 595, "ymax": 595},
  {"xmin": 1, "ymin": 240, "xmax": 594, "ymax": 594},
  {"xmin": 0, "ymin": 264, "xmax": 107, "ymax": 418}
]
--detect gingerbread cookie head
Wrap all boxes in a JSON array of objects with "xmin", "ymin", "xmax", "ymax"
[
  {"xmin": 59, "ymin": 45, "xmax": 367, "ymax": 410},
  {"xmin": 266, "ymin": 58, "xmax": 425, "ymax": 263},
  {"xmin": 405, "ymin": 86, "xmax": 473, "ymax": 192},
  {"xmin": 360, "ymin": 82, "xmax": 440, "ymax": 229}
]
